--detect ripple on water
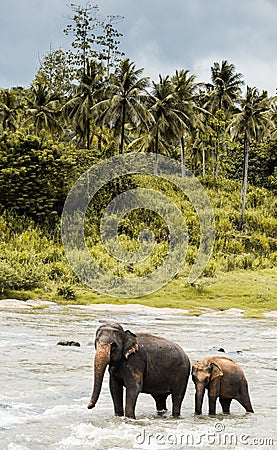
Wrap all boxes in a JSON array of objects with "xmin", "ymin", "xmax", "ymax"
[{"xmin": 0, "ymin": 309, "xmax": 276, "ymax": 449}]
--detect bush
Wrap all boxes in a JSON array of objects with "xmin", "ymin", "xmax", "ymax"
[
  {"xmin": 0, "ymin": 131, "xmax": 77, "ymax": 223},
  {"xmin": 0, "ymin": 213, "xmax": 73, "ymax": 291},
  {"xmin": 0, "ymin": 260, "xmax": 43, "ymax": 291},
  {"xmin": 57, "ymin": 284, "xmax": 76, "ymax": 300}
]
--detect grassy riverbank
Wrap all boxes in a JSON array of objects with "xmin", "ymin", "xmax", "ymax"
[
  {"xmin": 3, "ymin": 268, "xmax": 276, "ymax": 317},
  {"xmin": 1, "ymin": 179, "xmax": 276, "ymax": 318}
]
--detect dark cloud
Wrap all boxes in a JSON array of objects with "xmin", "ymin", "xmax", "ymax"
[
  {"xmin": 0, "ymin": 0, "xmax": 276, "ymax": 94},
  {"xmin": 101, "ymin": 0, "xmax": 277, "ymax": 93},
  {"xmin": 0, "ymin": 0, "xmax": 69, "ymax": 87}
]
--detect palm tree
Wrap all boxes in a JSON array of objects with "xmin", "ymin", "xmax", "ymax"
[
  {"xmin": 0, "ymin": 88, "xmax": 23, "ymax": 131},
  {"xmin": 171, "ymin": 69, "xmax": 206, "ymax": 176},
  {"xmin": 93, "ymin": 58, "xmax": 150, "ymax": 154},
  {"xmin": 129, "ymin": 75, "xmax": 192, "ymax": 173},
  {"xmin": 200, "ymin": 61, "xmax": 243, "ymax": 177},
  {"xmin": 63, "ymin": 60, "xmax": 103, "ymax": 149},
  {"xmin": 206, "ymin": 60, "xmax": 244, "ymax": 114},
  {"xmin": 270, "ymin": 96, "xmax": 277, "ymax": 139},
  {"xmin": 24, "ymin": 83, "xmax": 62, "ymax": 136},
  {"xmin": 150, "ymin": 76, "xmax": 186, "ymax": 155},
  {"xmin": 231, "ymin": 86, "xmax": 274, "ymax": 230}
]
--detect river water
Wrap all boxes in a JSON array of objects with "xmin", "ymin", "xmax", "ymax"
[{"xmin": 0, "ymin": 306, "xmax": 276, "ymax": 449}]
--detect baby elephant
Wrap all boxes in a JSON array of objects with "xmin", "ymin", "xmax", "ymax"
[{"xmin": 191, "ymin": 356, "xmax": 254, "ymax": 415}]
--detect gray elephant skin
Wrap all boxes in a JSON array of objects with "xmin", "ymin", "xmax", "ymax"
[
  {"xmin": 87, "ymin": 322, "xmax": 190, "ymax": 419},
  {"xmin": 191, "ymin": 356, "xmax": 254, "ymax": 415}
]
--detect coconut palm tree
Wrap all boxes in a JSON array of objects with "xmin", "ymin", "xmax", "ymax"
[
  {"xmin": 270, "ymin": 96, "xmax": 277, "ymax": 139},
  {"xmin": 199, "ymin": 61, "xmax": 243, "ymax": 177},
  {"xmin": 0, "ymin": 88, "xmax": 22, "ymax": 131},
  {"xmin": 24, "ymin": 83, "xmax": 62, "ymax": 136},
  {"xmin": 93, "ymin": 58, "xmax": 150, "ymax": 154},
  {"xmin": 171, "ymin": 69, "xmax": 206, "ymax": 176},
  {"xmin": 150, "ymin": 76, "xmax": 187, "ymax": 154},
  {"xmin": 206, "ymin": 60, "xmax": 244, "ymax": 114},
  {"xmin": 62, "ymin": 60, "xmax": 104, "ymax": 149},
  {"xmin": 231, "ymin": 86, "xmax": 274, "ymax": 230},
  {"xmin": 129, "ymin": 75, "xmax": 191, "ymax": 174}
]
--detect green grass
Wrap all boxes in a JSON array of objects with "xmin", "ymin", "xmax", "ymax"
[
  {"xmin": 1, "ymin": 178, "xmax": 276, "ymax": 318},
  {"xmin": 3, "ymin": 268, "xmax": 276, "ymax": 318}
]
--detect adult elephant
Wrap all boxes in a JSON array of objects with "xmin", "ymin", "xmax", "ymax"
[
  {"xmin": 191, "ymin": 356, "xmax": 254, "ymax": 415},
  {"xmin": 87, "ymin": 322, "xmax": 190, "ymax": 419}
]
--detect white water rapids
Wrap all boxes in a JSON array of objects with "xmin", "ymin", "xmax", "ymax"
[{"xmin": 0, "ymin": 305, "xmax": 276, "ymax": 449}]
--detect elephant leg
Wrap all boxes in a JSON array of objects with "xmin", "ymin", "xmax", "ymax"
[
  {"xmin": 219, "ymin": 397, "xmax": 232, "ymax": 414},
  {"xmin": 152, "ymin": 393, "xmax": 168, "ymax": 413},
  {"xmin": 171, "ymin": 392, "xmax": 184, "ymax": 417},
  {"xmin": 125, "ymin": 386, "xmax": 140, "ymax": 419},
  {"xmin": 125, "ymin": 372, "xmax": 143, "ymax": 419},
  {"xmin": 110, "ymin": 376, "xmax": 124, "ymax": 416},
  {"xmin": 237, "ymin": 395, "xmax": 254, "ymax": 413},
  {"xmin": 171, "ymin": 378, "xmax": 188, "ymax": 417},
  {"xmin": 172, "ymin": 397, "xmax": 182, "ymax": 416},
  {"xmin": 208, "ymin": 395, "xmax": 217, "ymax": 415},
  {"xmin": 235, "ymin": 384, "xmax": 254, "ymax": 413}
]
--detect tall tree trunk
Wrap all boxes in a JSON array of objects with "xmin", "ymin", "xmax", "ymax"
[
  {"xmin": 202, "ymin": 142, "xmax": 206, "ymax": 176},
  {"xmin": 97, "ymin": 131, "xmax": 102, "ymax": 152},
  {"xmin": 211, "ymin": 148, "xmax": 215, "ymax": 176},
  {"xmin": 86, "ymin": 118, "xmax": 91, "ymax": 150},
  {"xmin": 180, "ymin": 136, "xmax": 185, "ymax": 177},
  {"xmin": 119, "ymin": 100, "xmax": 126, "ymax": 155},
  {"xmin": 238, "ymin": 131, "xmax": 250, "ymax": 231},
  {"xmin": 154, "ymin": 129, "xmax": 159, "ymax": 175},
  {"xmin": 215, "ymin": 132, "xmax": 219, "ymax": 177}
]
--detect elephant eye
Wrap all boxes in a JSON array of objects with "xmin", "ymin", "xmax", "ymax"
[{"xmin": 111, "ymin": 342, "xmax": 118, "ymax": 352}]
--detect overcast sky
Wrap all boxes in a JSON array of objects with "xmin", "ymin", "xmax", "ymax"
[{"xmin": 1, "ymin": 0, "xmax": 276, "ymax": 95}]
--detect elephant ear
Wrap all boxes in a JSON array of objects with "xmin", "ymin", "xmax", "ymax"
[
  {"xmin": 123, "ymin": 330, "xmax": 139, "ymax": 359},
  {"xmin": 210, "ymin": 362, "xmax": 224, "ymax": 381},
  {"xmin": 192, "ymin": 361, "xmax": 202, "ymax": 372}
]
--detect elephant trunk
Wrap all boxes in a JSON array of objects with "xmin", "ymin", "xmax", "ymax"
[
  {"xmin": 195, "ymin": 384, "xmax": 205, "ymax": 415},
  {"xmin": 87, "ymin": 342, "xmax": 111, "ymax": 409}
]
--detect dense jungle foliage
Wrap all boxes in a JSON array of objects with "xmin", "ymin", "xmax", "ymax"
[{"xmin": 0, "ymin": 3, "xmax": 276, "ymax": 302}]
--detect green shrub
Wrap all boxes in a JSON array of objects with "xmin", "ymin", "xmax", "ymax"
[
  {"xmin": 57, "ymin": 284, "xmax": 76, "ymax": 300},
  {"xmin": 0, "ymin": 212, "xmax": 73, "ymax": 291}
]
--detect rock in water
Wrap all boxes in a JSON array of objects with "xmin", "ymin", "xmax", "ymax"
[{"xmin": 57, "ymin": 340, "xmax": 80, "ymax": 347}]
